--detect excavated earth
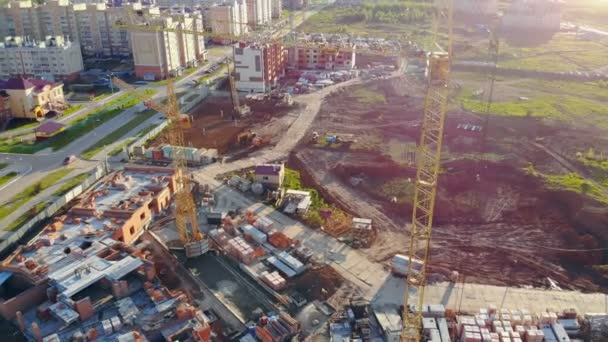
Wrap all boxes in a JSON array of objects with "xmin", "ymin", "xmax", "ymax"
[{"xmin": 290, "ymin": 77, "xmax": 608, "ymax": 292}]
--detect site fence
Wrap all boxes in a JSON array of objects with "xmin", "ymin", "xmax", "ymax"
[{"xmin": 0, "ymin": 164, "xmax": 108, "ymax": 255}]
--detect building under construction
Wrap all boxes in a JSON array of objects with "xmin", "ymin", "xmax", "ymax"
[{"xmin": 0, "ymin": 165, "xmax": 215, "ymax": 342}]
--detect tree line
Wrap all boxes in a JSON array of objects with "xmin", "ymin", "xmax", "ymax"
[{"xmin": 341, "ymin": 1, "xmax": 433, "ymax": 25}]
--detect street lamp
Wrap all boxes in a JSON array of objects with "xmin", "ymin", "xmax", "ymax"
[{"xmin": 109, "ymin": 73, "xmax": 115, "ymax": 95}]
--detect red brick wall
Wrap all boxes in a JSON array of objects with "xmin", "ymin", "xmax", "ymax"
[
  {"xmin": 135, "ymin": 66, "xmax": 164, "ymax": 80},
  {"xmin": 0, "ymin": 281, "xmax": 48, "ymax": 320}
]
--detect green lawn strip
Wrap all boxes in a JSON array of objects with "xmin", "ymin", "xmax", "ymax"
[
  {"xmin": 52, "ymin": 173, "xmax": 90, "ymax": 197},
  {"xmin": 0, "ymin": 163, "xmax": 6, "ymax": 170},
  {"xmin": 109, "ymin": 138, "xmax": 135, "ymax": 156},
  {"xmin": 152, "ymin": 67, "xmax": 199, "ymax": 86},
  {"xmin": 81, "ymin": 109, "xmax": 157, "ymax": 159},
  {"xmin": 0, "ymin": 90, "xmax": 155, "ymax": 154},
  {"xmin": 136, "ymin": 124, "xmax": 158, "ymax": 137},
  {"xmin": 543, "ymin": 173, "xmax": 608, "ymax": 205},
  {"xmin": 0, "ymin": 172, "xmax": 18, "ymax": 187},
  {"xmin": 0, "ymin": 169, "xmax": 72, "ymax": 221},
  {"xmin": 62, "ymin": 104, "xmax": 85, "ymax": 116},
  {"xmin": 2, "ymin": 120, "xmax": 39, "ymax": 134},
  {"xmin": 4, "ymin": 201, "xmax": 50, "ymax": 232}
]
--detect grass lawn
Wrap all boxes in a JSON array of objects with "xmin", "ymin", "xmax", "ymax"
[
  {"xmin": 137, "ymin": 124, "xmax": 159, "ymax": 137},
  {"xmin": 543, "ymin": 173, "xmax": 608, "ymax": 205},
  {"xmin": 0, "ymin": 90, "xmax": 155, "ymax": 154},
  {"xmin": 152, "ymin": 67, "xmax": 200, "ymax": 86},
  {"xmin": 81, "ymin": 108, "xmax": 157, "ymax": 159},
  {"xmin": 4, "ymin": 201, "xmax": 50, "ymax": 232},
  {"xmin": 455, "ymin": 86, "xmax": 608, "ymax": 128},
  {"xmin": 351, "ymin": 87, "xmax": 386, "ymax": 104},
  {"xmin": 3, "ymin": 119, "xmax": 39, "ymax": 134},
  {"xmin": 0, "ymin": 172, "xmax": 17, "ymax": 187},
  {"xmin": 52, "ymin": 173, "xmax": 90, "ymax": 197},
  {"xmin": 109, "ymin": 138, "xmax": 135, "ymax": 156},
  {"xmin": 0, "ymin": 169, "xmax": 72, "ymax": 222},
  {"xmin": 63, "ymin": 104, "xmax": 85, "ymax": 116}
]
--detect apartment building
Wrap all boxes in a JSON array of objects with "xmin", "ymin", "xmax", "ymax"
[
  {"xmin": 289, "ymin": 43, "xmax": 355, "ymax": 70},
  {"xmin": 170, "ymin": 12, "xmax": 207, "ymax": 62},
  {"xmin": 0, "ymin": 36, "xmax": 84, "ymax": 81},
  {"xmin": 453, "ymin": 0, "xmax": 498, "ymax": 16},
  {"xmin": 206, "ymin": 1, "xmax": 247, "ymax": 38},
  {"xmin": 246, "ymin": 0, "xmax": 271, "ymax": 29},
  {"xmin": 233, "ymin": 41, "xmax": 286, "ymax": 92},
  {"xmin": 0, "ymin": 0, "xmax": 160, "ymax": 57},
  {"xmin": 0, "ymin": 77, "xmax": 66, "ymax": 119},
  {"xmin": 502, "ymin": 0, "xmax": 562, "ymax": 32},
  {"xmin": 131, "ymin": 16, "xmax": 205, "ymax": 80},
  {"xmin": 271, "ymin": 0, "xmax": 281, "ymax": 19}
]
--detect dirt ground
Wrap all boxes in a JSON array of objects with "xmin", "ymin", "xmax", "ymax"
[
  {"xmin": 290, "ymin": 77, "xmax": 608, "ymax": 292},
  {"xmin": 151, "ymin": 97, "xmax": 299, "ymax": 154}
]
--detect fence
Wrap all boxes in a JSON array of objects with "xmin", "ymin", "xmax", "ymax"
[{"xmin": 0, "ymin": 164, "xmax": 108, "ymax": 255}]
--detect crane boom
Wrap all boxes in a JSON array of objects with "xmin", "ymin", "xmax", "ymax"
[{"xmin": 401, "ymin": 0, "xmax": 453, "ymax": 340}]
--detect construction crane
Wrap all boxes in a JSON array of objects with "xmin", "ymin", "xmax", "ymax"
[
  {"xmin": 112, "ymin": 78, "xmax": 207, "ymax": 258},
  {"xmin": 401, "ymin": 0, "xmax": 453, "ymax": 341},
  {"xmin": 226, "ymin": 61, "xmax": 251, "ymax": 116}
]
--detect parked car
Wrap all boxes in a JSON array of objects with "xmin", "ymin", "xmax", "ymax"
[{"xmin": 63, "ymin": 155, "xmax": 76, "ymax": 165}]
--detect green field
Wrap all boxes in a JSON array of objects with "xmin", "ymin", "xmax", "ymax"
[
  {"xmin": 52, "ymin": 173, "xmax": 90, "ymax": 197},
  {"xmin": 0, "ymin": 172, "xmax": 17, "ymax": 187},
  {"xmin": 5, "ymin": 201, "xmax": 50, "ymax": 232},
  {"xmin": 0, "ymin": 90, "xmax": 155, "ymax": 154},
  {"xmin": 63, "ymin": 104, "xmax": 85, "ymax": 116},
  {"xmin": 298, "ymin": 5, "xmax": 433, "ymax": 44},
  {"xmin": 351, "ymin": 87, "xmax": 386, "ymax": 104},
  {"xmin": 455, "ymin": 78, "xmax": 608, "ymax": 129},
  {"xmin": 0, "ymin": 169, "xmax": 72, "ymax": 223},
  {"xmin": 82, "ymin": 108, "xmax": 157, "ymax": 159},
  {"xmin": 544, "ymin": 173, "xmax": 608, "ymax": 205}
]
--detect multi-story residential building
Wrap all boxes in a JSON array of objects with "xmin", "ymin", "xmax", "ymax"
[
  {"xmin": 271, "ymin": 0, "xmax": 281, "ymax": 19},
  {"xmin": 246, "ymin": 0, "xmax": 270, "ymax": 29},
  {"xmin": 206, "ymin": 1, "xmax": 247, "ymax": 38},
  {"xmin": 0, "ymin": 77, "xmax": 66, "ymax": 119},
  {"xmin": 0, "ymin": 36, "xmax": 84, "ymax": 81},
  {"xmin": 131, "ymin": 17, "xmax": 205, "ymax": 80},
  {"xmin": 170, "ymin": 11, "xmax": 207, "ymax": 62},
  {"xmin": 502, "ymin": 0, "xmax": 561, "ymax": 32},
  {"xmin": 0, "ymin": 0, "xmax": 160, "ymax": 57},
  {"xmin": 288, "ymin": 43, "xmax": 355, "ymax": 70},
  {"xmin": 233, "ymin": 41, "xmax": 286, "ymax": 93},
  {"xmin": 453, "ymin": 0, "xmax": 498, "ymax": 16}
]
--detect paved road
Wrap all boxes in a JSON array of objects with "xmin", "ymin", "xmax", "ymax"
[{"xmin": 0, "ymin": 49, "xmax": 230, "ymax": 234}]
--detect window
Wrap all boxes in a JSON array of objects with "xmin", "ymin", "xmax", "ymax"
[
  {"xmin": 254, "ymin": 55, "xmax": 261, "ymax": 72},
  {"xmin": 140, "ymin": 212, "xmax": 146, "ymax": 220},
  {"xmin": 263, "ymin": 176, "xmax": 269, "ymax": 181},
  {"xmin": 129, "ymin": 226, "xmax": 135, "ymax": 234}
]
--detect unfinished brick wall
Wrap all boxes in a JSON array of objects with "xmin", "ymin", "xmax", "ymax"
[
  {"xmin": 74, "ymin": 297, "xmax": 93, "ymax": 321},
  {"xmin": 0, "ymin": 281, "xmax": 47, "ymax": 320}
]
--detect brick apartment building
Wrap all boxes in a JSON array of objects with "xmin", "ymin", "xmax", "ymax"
[
  {"xmin": 288, "ymin": 43, "xmax": 356, "ymax": 70},
  {"xmin": 233, "ymin": 41, "xmax": 287, "ymax": 93}
]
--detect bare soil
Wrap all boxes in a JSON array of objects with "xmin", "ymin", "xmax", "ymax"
[
  {"xmin": 290, "ymin": 77, "xmax": 608, "ymax": 292},
  {"xmin": 151, "ymin": 97, "xmax": 298, "ymax": 154}
]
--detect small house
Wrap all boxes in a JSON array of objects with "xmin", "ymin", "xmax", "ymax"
[{"xmin": 254, "ymin": 163, "xmax": 285, "ymax": 189}]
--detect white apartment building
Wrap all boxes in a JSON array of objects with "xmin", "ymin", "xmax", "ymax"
[
  {"xmin": 131, "ymin": 17, "xmax": 205, "ymax": 80},
  {"xmin": 0, "ymin": 0, "xmax": 159, "ymax": 57},
  {"xmin": 233, "ymin": 41, "xmax": 286, "ymax": 93},
  {"xmin": 453, "ymin": 0, "xmax": 498, "ymax": 16},
  {"xmin": 0, "ymin": 36, "xmax": 84, "ymax": 81},
  {"xmin": 271, "ymin": 0, "xmax": 281, "ymax": 19},
  {"xmin": 246, "ymin": 0, "xmax": 270, "ymax": 29},
  {"xmin": 207, "ymin": 1, "xmax": 247, "ymax": 38}
]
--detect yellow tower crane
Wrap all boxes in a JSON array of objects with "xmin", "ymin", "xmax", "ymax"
[
  {"xmin": 112, "ymin": 78, "xmax": 207, "ymax": 257},
  {"xmin": 401, "ymin": 0, "xmax": 453, "ymax": 341}
]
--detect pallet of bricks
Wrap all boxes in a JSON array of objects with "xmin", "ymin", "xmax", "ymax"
[
  {"xmin": 457, "ymin": 307, "xmax": 580, "ymax": 342},
  {"xmin": 255, "ymin": 312, "xmax": 300, "ymax": 342}
]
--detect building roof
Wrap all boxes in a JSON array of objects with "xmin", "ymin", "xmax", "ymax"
[
  {"xmin": 255, "ymin": 164, "xmax": 283, "ymax": 176},
  {"xmin": 4, "ymin": 77, "xmax": 34, "ymax": 90},
  {"xmin": 1, "ymin": 78, "xmax": 60, "ymax": 91},
  {"xmin": 35, "ymin": 121, "xmax": 66, "ymax": 136}
]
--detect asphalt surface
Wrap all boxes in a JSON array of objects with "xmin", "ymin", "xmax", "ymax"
[{"xmin": 0, "ymin": 48, "xmax": 230, "ymax": 235}]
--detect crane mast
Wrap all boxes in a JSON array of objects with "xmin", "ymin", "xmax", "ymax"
[
  {"xmin": 112, "ymin": 78, "xmax": 205, "ymax": 257},
  {"xmin": 401, "ymin": 0, "xmax": 453, "ymax": 340}
]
